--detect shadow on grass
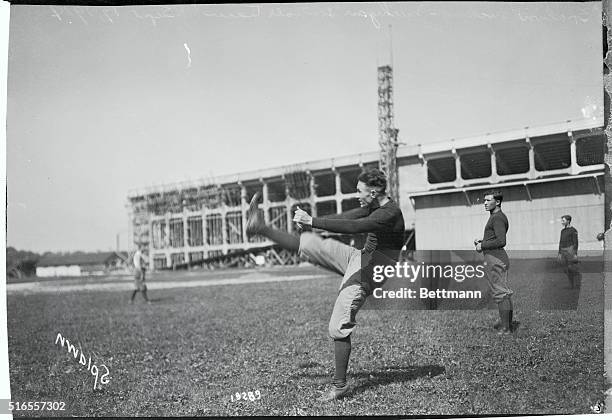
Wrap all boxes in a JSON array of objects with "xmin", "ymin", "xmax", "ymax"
[
  {"xmin": 538, "ymin": 275, "xmax": 581, "ymax": 310},
  {"xmin": 295, "ymin": 364, "xmax": 445, "ymax": 397},
  {"xmin": 348, "ymin": 365, "xmax": 445, "ymax": 397},
  {"xmin": 297, "ymin": 361, "xmax": 324, "ymax": 369},
  {"xmin": 148, "ymin": 296, "xmax": 177, "ymax": 303}
]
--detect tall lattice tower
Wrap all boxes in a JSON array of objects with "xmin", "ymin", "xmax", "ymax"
[{"xmin": 377, "ymin": 64, "xmax": 400, "ymax": 204}]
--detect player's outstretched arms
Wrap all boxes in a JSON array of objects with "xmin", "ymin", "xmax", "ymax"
[
  {"xmin": 311, "ymin": 208, "xmax": 398, "ymax": 234},
  {"xmin": 321, "ymin": 206, "xmax": 370, "ymax": 220}
]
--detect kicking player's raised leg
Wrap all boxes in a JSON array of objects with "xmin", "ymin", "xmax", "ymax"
[
  {"xmin": 246, "ymin": 192, "xmax": 353, "ymax": 274},
  {"xmin": 245, "ymin": 192, "xmax": 300, "ymax": 251}
]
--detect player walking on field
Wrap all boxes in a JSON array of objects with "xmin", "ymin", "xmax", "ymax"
[
  {"xmin": 474, "ymin": 190, "xmax": 514, "ymax": 335},
  {"xmin": 130, "ymin": 247, "xmax": 151, "ymax": 304},
  {"xmin": 245, "ymin": 168, "xmax": 405, "ymax": 401}
]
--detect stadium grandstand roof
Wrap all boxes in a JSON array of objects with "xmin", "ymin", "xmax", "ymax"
[
  {"xmin": 127, "ymin": 117, "xmax": 603, "ymax": 199},
  {"xmin": 37, "ymin": 252, "xmax": 128, "ymax": 267}
]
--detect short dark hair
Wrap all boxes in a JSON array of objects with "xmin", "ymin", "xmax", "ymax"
[
  {"xmin": 484, "ymin": 190, "xmax": 503, "ymax": 204},
  {"xmin": 562, "ymin": 215, "xmax": 572, "ymax": 223},
  {"xmin": 358, "ymin": 167, "xmax": 387, "ymax": 194}
]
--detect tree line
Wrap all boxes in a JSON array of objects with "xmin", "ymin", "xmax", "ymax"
[{"xmin": 6, "ymin": 247, "xmax": 109, "ymax": 278}]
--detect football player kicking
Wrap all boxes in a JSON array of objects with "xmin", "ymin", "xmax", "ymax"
[{"xmin": 245, "ymin": 168, "xmax": 405, "ymax": 401}]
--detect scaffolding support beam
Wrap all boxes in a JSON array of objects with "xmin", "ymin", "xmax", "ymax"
[{"xmin": 377, "ymin": 64, "xmax": 400, "ymax": 204}]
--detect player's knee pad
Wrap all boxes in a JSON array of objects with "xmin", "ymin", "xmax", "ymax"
[
  {"xmin": 328, "ymin": 324, "xmax": 350, "ymax": 340},
  {"xmin": 328, "ymin": 315, "xmax": 356, "ymax": 340}
]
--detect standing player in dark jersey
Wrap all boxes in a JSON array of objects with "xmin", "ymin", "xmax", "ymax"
[
  {"xmin": 245, "ymin": 168, "xmax": 405, "ymax": 401},
  {"xmin": 558, "ymin": 215, "xmax": 579, "ymax": 289},
  {"xmin": 474, "ymin": 190, "xmax": 513, "ymax": 335}
]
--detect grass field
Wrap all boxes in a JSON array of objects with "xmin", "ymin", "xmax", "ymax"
[{"xmin": 6, "ymin": 261, "xmax": 607, "ymax": 417}]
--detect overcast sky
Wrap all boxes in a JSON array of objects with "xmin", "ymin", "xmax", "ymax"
[{"xmin": 6, "ymin": 2, "xmax": 603, "ymax": 253}]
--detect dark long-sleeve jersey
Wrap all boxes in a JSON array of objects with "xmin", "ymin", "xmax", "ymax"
[
  {"xmin": 311, "ymin": 199, "xmax": 405, "ymax": 257},
  {"xmin": 558, "ymin": 226, "xmax": 578, "ymax": 252},
  {"xmin": 480, "ymin": 210, "xmax": 509, "ymax": 264}
]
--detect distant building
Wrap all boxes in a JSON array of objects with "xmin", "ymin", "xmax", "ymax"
[{"xmin": 36, "ymin": 252, "xmax": 129, "ymax": 277}]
